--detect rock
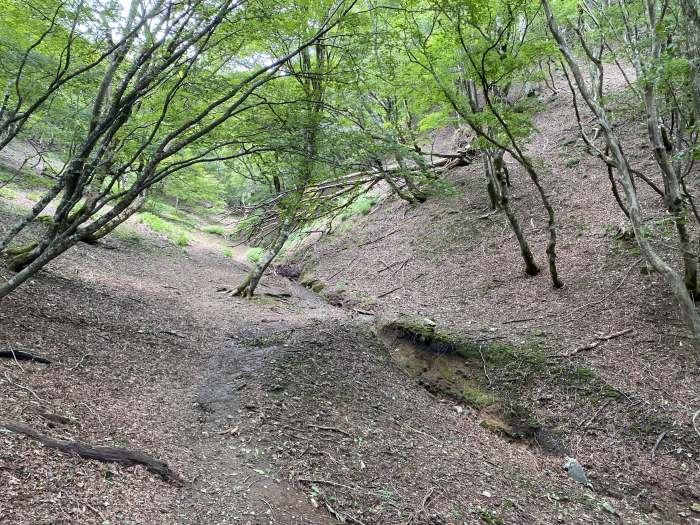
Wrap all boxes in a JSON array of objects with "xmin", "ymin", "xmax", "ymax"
[
  {"xmin": 454, "ymin": 405, "xmax": 464, "ymax": 415},
  {"xmin": 690, "ymin": 503, "xmax": 700, "ymax": 513},
  {"xmin": 562, "ymin": 457, "xmax": 592, "ymax": 488}
]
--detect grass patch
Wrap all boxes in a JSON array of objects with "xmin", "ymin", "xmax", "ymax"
[
  {"xmin": 0, "ymin": 187, "xmax": 17, "ymax": 199},
  {"xmin": 222, "ymin": 247, "xmax": 233, "ymax": 258},
  {"xmin": 203, "ymin": 224, "xmax": 225, "ymax": 236},
  {"xmin": 112, "ymin": 225, "xmax": 143, "ymax": 244},
  {"xmin": 246, "ymin": 246, "xmax": 264, "ymax": 263},
  {"xmin": 338, "ymin": 193, "xmax": 379, "ymax": 222},
  {"xmin": 137, "ymin": 212, "xmax": 190, "ymax": 247}
]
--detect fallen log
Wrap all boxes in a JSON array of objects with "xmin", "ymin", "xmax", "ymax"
[
  {"xmin": 0, "ymin": 421, "xmax": 183, "ymax": 485},
  {"xmin": 0, "ymin": 350, "xmax": 51, "ymax": 364}
]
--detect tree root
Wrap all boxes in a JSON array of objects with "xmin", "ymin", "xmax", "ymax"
[
  {"xmin": 0, "ymin": 350, "xmax": 51, "ymax": 364},
  {"xmin": 0, "ymin": 421, "xmax": 184, "ymax": 485}
]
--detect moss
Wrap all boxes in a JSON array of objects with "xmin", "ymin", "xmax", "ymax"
[
  {"xmin": 565, "ymin": 158, "xmax": 580, "ymax": 168},
  {"xmin": 311, "ymin": 281, "xmax": 325, "ymax": 293},
  {"xmin": 462, "ymin": 381, "xmax": 496, "ymax": 408},
  {"xmin": 0, "ymin": 187, "xmax": 17, "ymax": 199}
]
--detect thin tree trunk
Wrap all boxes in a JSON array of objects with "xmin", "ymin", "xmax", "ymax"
[
  {"xmin": 487, "ymin": 149, "xmax": 540, "ymax": 276},
  {"xmin": 233, "ymin": 226, "xmax": 292, "ymax": 298}
]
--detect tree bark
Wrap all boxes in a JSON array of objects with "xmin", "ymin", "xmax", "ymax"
[
  {"xmin": 233, "ymin": 225, "xmax": 292, "ymax": 298},
  {"xmin": 487, "ymin": 149, "xmax": 540, "ymax": 277}
]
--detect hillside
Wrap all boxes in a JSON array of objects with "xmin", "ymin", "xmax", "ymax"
[{"xmin": 2, "ymin": 0, "xmax": 700, "ymax": 523}]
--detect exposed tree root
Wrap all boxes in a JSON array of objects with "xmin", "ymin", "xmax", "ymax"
[
  {"xmin": 0, "ymin": 421, "xmax": 184, "ymax": 485},
  {"xmin": 0, "ymin": 350, "xmax": 51, "ymax": 364}
]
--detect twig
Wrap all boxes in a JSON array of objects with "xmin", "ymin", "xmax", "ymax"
[
  {"xmin": 359, "ymin": 229, "xmax": 399, "ymax": 247},
  {"xmin": 650, "ymin": 430, "xmax": 667, "ymax": 461},
  {"xmin": 377, "ymin": 286, "xmax": 402, "ymax": 299},
  {"xmin": 549, "ymin": 328, "xmax": 633, "ymax": 358},
  {"xmin": 260, "ymin": 498, "xmax": 275, "ymax": 523},
  {"xmin": 582, "ymin": 400, "xmax": 611, "ymax": 429},
  {"xmin": 69, "ymin": 353, "xmax": 91, "ymax": 371},
  {"xmin": 478, "ymin": 346, "xmax": 491, "ymax": 386},
  {"xmin": 297, "ymin": 478, "xmax": 357, "ymax": 491},
  {"xmin": 8, "ymin": 346, "xmax": 25, "ymax": 373},
  {"xmin": 307, "ymin": 424, "xmax": 352, "ymax": 438},
  {"xmin": 406, "ymin": 486, "xmax": 437, "ymax": 525},
  {"xmin": 3, "ymin": 372, "xmax": 44, "ymax": 402},
  {"xmin": 692, "ymin": 409, "xmax": 700, "ymax": 439}
]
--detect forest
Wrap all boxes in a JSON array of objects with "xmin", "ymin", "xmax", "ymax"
[{"xmin": 0, "ymin": 0, "xmax": 699, "ymax": 523}]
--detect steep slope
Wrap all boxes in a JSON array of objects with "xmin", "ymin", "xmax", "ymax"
[{"xmin": 294, "ymin": 69, "xmax": 700, "ymax": 522}]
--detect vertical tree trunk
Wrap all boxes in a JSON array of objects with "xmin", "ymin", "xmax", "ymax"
[{"xmin": 487, "ymin": 149, "xmax": 540, "ymax": 276}]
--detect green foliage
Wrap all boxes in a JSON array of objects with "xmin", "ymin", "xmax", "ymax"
[
  {"xmin": 203, "ymin": 225, "xmax": 226, "ymax": 236},
  {"xmin": 137, "ymin": 212, "xmax": 190, "ymax": 247},
  {"xmin": 246, "ymin": 247, "xmax": 264, "ymax": 263},
  {"xmin": 339, "ymin": 193, "xmax": 379, "ymax": 222},
  {"xmin": 221, "ymin": 247, "xmax": 233, "ymax": 258}
]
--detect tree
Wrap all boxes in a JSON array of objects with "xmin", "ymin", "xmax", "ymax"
[
  {"xmin": 542, "ymin": 0, "xmax": 700, "ymax": 345},
  {"xmin": 402, "ymin": 0, "xmax": 563, "ymax": 287},
  {"xmin": 0, "ymin": 0, "xmax": 357, "ymax": 300}
]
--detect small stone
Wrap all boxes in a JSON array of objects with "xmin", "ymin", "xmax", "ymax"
[
  {"xmin": 454, "ymin": 406, "xmax": 464, "ymax": 414},
  {"xmin": 562, "ymin": 457, "xmax": 591, "ymax": 487},
  {"xmin": 690, "ymin": 503, "xmax": 700, "ymax": 513},
  {"xmin": 482, "ymin": 490, "xmax": 492, "ymax": 498}
]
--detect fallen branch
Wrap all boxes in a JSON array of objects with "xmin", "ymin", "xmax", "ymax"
[
  {"xmin": 0, "ymin": 350, "xmax": 51, "ymax": 364},
  {"xmin": 650, "ymin": 430, "xmax": 667, "ymax": 461},
  {"xmin": 377, "ymin": 286, "xmax": 402, "ymax": 299},
  {"xmin": 307, "ymin": 424, "xmax": 352, "ymax": 438},
  {"xmin": 549, "ymin": 328, "xmax": 633, "ymax": 358},
  {"xmin": 0, "ymin": 421, "xmax": 183, "ymax": 485}
]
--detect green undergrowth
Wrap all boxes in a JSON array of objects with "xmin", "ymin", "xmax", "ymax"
[
  {"xmin": 246, "ymin": 246, "xmax": 264, "ymax": 263},
  {"xmin": 137, "ymin": 212, "xmax": 190, "ymax": 247},
  {"xmin": 202, "ymin": 224, "xmax": 226, "ymax": 236},
  {"xmin": 144, "ymin": 200, "xmax": 198, "ymax": 229}
]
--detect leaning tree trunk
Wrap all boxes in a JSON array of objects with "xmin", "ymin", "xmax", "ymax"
[
  {"xmin": 0, "ymin": 181, "xmax": 63, "ymax": 252},
  {"xmin": 487, "ymin": 149, "xmax": 540, "ymax": 276},
  {"xmin": 232, "ymin": 226, "xmax": 292, "ymax": 298},
  {"xmin": 82, "ymin": 193, "xmax": 146, "ymax": 244}
]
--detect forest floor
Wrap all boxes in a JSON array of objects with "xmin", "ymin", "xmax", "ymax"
[
  {"xmin": 1, "ymin": 69, "xmax": 699, "ymax": 524},
  {"xmin": 0, "ymin": 198, "xmax": 668, "ymax": 525}
]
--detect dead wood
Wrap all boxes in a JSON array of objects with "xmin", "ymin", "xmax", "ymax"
[
  {"xmin": 650, "ymin": 430, "xmax": 667, "ymax": 461},
  {"xmin": 358, "ymin": 229, "xmax": 399, "ymax": 247},
  {"xmin": 549, "ymin": 328, "xmax": 633, "ymax": 358},
  {"xmin": 0, "ymin": 350, "xmax": 51, "ymax": 364},
  {"xmin": 0, "ymin": 421, "xmax": 183, "ymax": 485}
]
